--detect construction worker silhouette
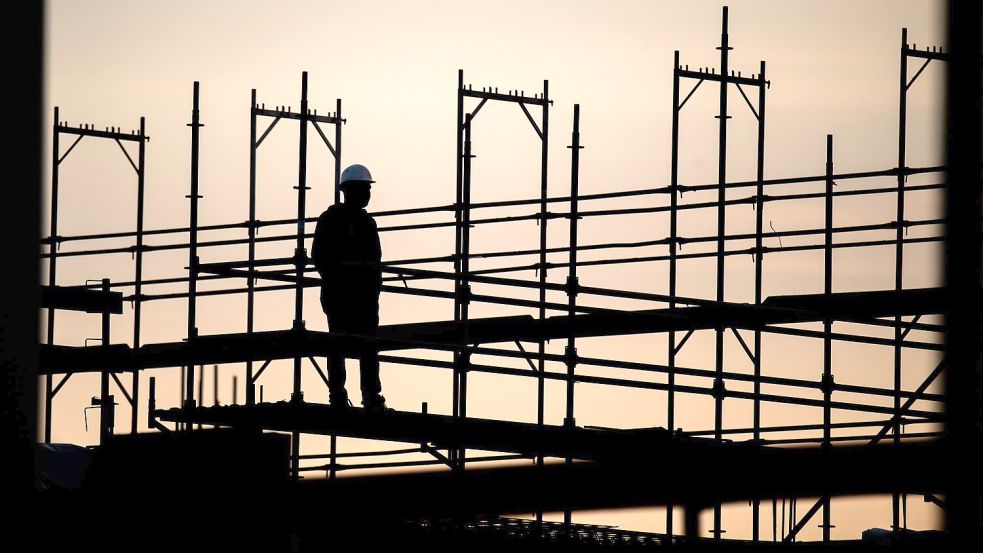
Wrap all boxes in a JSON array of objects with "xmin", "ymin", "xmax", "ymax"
[{"xmin": 311, "ymin": 163, "xmax": 388, "ymax": 411}]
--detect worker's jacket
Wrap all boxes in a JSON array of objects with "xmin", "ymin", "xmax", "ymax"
[{"xmin": 311, "ymin": 204, "xmax": 382, "ymax": 312}]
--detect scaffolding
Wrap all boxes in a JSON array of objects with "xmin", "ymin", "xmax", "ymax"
[{"xmin": 39, "ymin": 7, "xmax": 955, "ymax": 545}]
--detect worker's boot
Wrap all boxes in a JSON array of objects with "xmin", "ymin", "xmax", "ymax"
[
  {"xmin": 362, "ymin": 393, "xmax": 390, "ymax": 412},
  {"xmin": 329, "ymin": 388, "xmax": 352, "ymax": 409}
]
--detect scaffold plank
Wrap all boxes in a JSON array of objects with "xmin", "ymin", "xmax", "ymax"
[
  {"xmin": 154, "ymin": 401, "xmax": 681, "ymax": 463},
  {"xmin": 39, "ymin": 288, "xmax": 944, "ymax": 375}
]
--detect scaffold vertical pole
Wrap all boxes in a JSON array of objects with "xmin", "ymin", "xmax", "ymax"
[
  {"xmin": 246, "ymin": 88, "xmax": 257, "ymax": 406},
  {"xmin": 752, "ymin": 58, "xmax": 767, "ymax": 543},
  {"xmin": 667, "ymin": 50, "xmax": 681, "ymax": 540},
  {"xmin": 563, "ymin": 103, "xmax": 582, "ymax": 531},
  {"xmin": 44, "ymin": 106, "xmax": 60, "ymax": 443},
  {"xmin": 893, "ymin": 28, "xmax": 908, "ymax": 534},
  {"xmin": 457, "ymin": 112, "xmax": 474, "ymax": 470},
  {"xmin": 291, "ymin": 71, "xmax": 311, "ymax": 479},
  {"xmin": 185, "ymin": 82, "xmax": 201, "ymax": 414},
  {"xmin": 713, "ymin": 5, "xmax": 730, "ymax": 541},
  {"xmin": 132, "ymin": 115, "xmax": 146, "ymax": 434},
  {"xmin": 823, "ymin": 133, "xmax": 834, "ymax": 542}
]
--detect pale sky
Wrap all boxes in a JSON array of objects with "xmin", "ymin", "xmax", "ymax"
[{"xmin": 42, "ymin": 0, "xmax": 946, "ymax": 541}]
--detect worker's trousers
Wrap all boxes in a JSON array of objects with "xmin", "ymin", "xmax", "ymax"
[{"xmin": 321, "ymin": 288, "xmax": 382, "ymax": 400}]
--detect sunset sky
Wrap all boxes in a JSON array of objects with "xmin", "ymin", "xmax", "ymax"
[{"xmin": 41, "ymin": 0, "xmax": 946, "ymax": 540}]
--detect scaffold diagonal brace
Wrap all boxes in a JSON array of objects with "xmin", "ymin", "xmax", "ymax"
[
  {"xmin": 58, "ymin": 135, "xmax": 84, "ymax": 165},
  {"xmin": 51, "ymin": 373, "xmax": 72, "ymax": 397},
  {"xmin": 868, "ymin": 357, "xmax": 946, "ymax": 445},
  {"xmin": 114, "ymin": 139, "xmax": 139, "ymax": 174},
  {"xmin": 678, "ymin": 78, "xmax": 704, "ymax": 110},
  {"xmin": 110, "ymin": 371, "xmax": 134, "ymax": 406},
  {"xmin": 255, "ymin": 116, "xmax": 281, "ymax": 147},
  {"xmin": 735, "ymin": 83, "xmax": 759, "ymax": 120},
  {"xmin": 311, "ymin": 120, "xmax": 336, "ymax": 157},
  {"xmin": 468, "ymin": 97, "xmax": 488, "ymax": 122},
  {"xmin": 906, "ymin": 58, "xmax": 932, "ymax": 91},
  {"xmin": 517, "ymin": 102, "xmax": 543, "ymax": 139},
  {"xmin": 783, "ymin": 497, "xmax": 825, "ymax": 542},
  {"xmin": 731, "ymin": 328, "xmax": 757, "ymax": 364},
  {"xmin": 308, "ymin": 356, "xmax": 330, "ymax": 388}
]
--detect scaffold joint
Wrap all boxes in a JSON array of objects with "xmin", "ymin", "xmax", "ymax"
[
  {"xmin": 712, "ymin": 377, "xmax": 727, "ymax": 401},
  {"xmin": 565, "ymin": 276, "xmax": 580, "ymax": 298},
  {"xmin": 820, "ymin": 373, "xmax": 836, "ymax": 394},
  {"xmin": 564, "ymin": 345, "xmax": 578, "ymax": 366},
  {"xmin": 456, "ymin": 284, "xmax": 472, "ymax": 304}
]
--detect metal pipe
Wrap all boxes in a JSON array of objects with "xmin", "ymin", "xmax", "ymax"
[
  {"xmin": 44, "ymin": 107, "xmax": 60, "ymax": 443},
  {"xmin": 329, "ymin": 96, "xmax": 343, "ymax": 479},
  {"xmin": 131, "ymin": 115, "xmax": 147, "ymax": 434},
  {"xmin": 823, "ymin": 134, "xmax": 834, "ymax": 542},
  {"xmin": 334, "ymin": 97, "xmax": 343, "ymax": 205},
  {"xmin": 563, "ymin": 104, "xmax": 580, "ymax": 529},
  {"xmin": 185, "ymin": 84, "xmax": 200, "ymax": 412},
  {"xmin": 247, "ymin": 88, "xmax": 257, "ymax": 405},
  {"xmin": 752, "ymin": 57, "xmax": 767, "ymax": 543},
  {"xmin": 100, "ymin": 279, "xmax": 112, "ymax": 443},
  {"xmin": 291, "ymin": 71, "xmax": 310, "ymax": 480},
  {"xmin": 893, "ymin": 28, "xmax": 909, "ymax": 533},
  {"xmin": 37, "ymin": 163, "xmax": 947, "ymax": 249},
  {"xmin": 197, "ymin": 364, "xmax": 204, "ymax": 430},
  {"xmin": 375, "ymin": 354, "xmax": 941, "ymax": 419},
  {"xmin": 667, "ymin": 53, "xmax": 680, "ymax": 540},
  {"xmin": 713, "ymin": 6, "xmax": 729, "ymax": 539},
  {"xmin": 453, "ymin": 70, "xmax": 464, "ymax": 431},
  {"xmin": 538, "ymin": 79, "xmax": 550, "ymax": 484},
  {"xmin": 39, "ymin": 184, "xmax": 947, "ymax": 260},
  {"xmin": 565, "ymin": 104, "xmax": 580, "ymax": 428},
  {"xmin": 457, "ymin": 112, "xmax": 474, "ymax": 470}
]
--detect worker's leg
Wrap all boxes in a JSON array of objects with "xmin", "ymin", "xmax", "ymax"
[
  {"xmin": 327, "ymin": 348, "xmax": 347, "ymax": 401},
  {"xmin": 356, "ymin": 296, "xmax": 383, "ymax": 401},
  {"xmin": 323, "ymin": 290, "xmax": 348, "ymax": 403}
]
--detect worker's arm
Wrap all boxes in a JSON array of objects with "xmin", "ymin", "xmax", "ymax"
[
  {"xmin": 370, "ymin": 216, "xmax": 383, "ymax": 293},
  {"xmin": 311, "ymin": 210, "xmax": 336, "ymax": 280}
]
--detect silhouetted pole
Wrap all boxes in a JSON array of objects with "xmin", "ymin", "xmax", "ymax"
[
  {"xmin": 452, "ymin": 70, "xmax": 464, "ymax": 444},
  {"xmin": 892, "ymin": 28, "xmax": 908, "ymax": 534},
  {"xmin": 456, "ymin": 112, "xmax": 474, "ymax": 470},
  {"xmin": 712, "ymin": 5, "xmax": 730, "ymax": 541},
  {"xmin": 100, "ymin": 278, "xmax": 113, "ymax": 444},
  {"xmin": 291, "ymin": 71, "xmax": 310, "ymax": 480},
  {"xmin": 822, "ymin": 134, "xmax": 834, "ymax": 542},
  {"xmin": 185, "ymin": 82, "xmax": 201, "ymax": 414},
  {"xmin": 563, "ymin": 104, "xmax": 582, "ymax": 531},
  {"xmin": 537, "ymin": 76, "xmax": 551, "ymax": 467},
  {"xmin": 329, "ymin": 96, "xmax": 343, "ymax": 480},
  {"xmin": 667, "ymin": 50, "xmax": 681, "ymax": 540},
  {"xmin": 44, "ymin": 107, "xmax": 60, "ymax": 443},
  {"xmin": 751, "ymin": 58, "xmax": 767, "ymax": 543},
  {"xmin": 132, "ymin": 115, "xmax": 146, "ymax": 434},
  {"xmin": 179, "ymin": 366, "xmax": 185, "ymax": 431},
  {"xmin": 684, "ymin": 505, "xmax": 699, "ymax": 544},
  {"xmin": 246, "ymin": 88, "xmax": 257, "ymax": 405},
  {"xmin": 197, "ymin": 364, "xmax": 204, "ymax": 430},
  {"xmin": 536, "ymin": 79, "xmax": 551, "ymax": 533},
  {"xmin": 334, "ymin": 98, "xmax": 343, "ymax": 206}
]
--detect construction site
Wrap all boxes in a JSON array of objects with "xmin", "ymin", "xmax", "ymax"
[{"xmin": 23, "ymin": 1, "xmax": 981, "ymax": 550}]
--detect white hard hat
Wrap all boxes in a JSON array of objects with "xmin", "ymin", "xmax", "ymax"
[{"xmin": 340, "ymin": 163, "xmax": 375, "ymax": 186}]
